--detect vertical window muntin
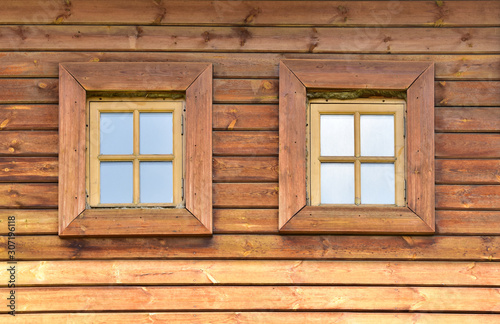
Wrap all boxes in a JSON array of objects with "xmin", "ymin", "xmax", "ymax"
[
  {"xmin": 309, "ymin": 99, "xmax": 405, "ymax": 207},
  {"xmin": 87, "ymin": 99, "xmax": 183, "ymax": 207}
]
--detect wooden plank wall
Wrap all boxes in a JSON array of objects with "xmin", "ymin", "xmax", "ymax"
[{"xmin": 0, "ymin": 0, "xmax": 499, "ymax": 321}]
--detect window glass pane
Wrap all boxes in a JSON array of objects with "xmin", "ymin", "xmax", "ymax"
[
  {"xmin": 360, "ymin": 115, "xmax": 394, "ymax": 156},
  {"xmin": 140, "ymin": 162, "xmax": 173, "ymax": 203},
  {"xmin": 321, "ymin": 163, "xmax": 354, "ymax": 204},
  {"xmin": 100, "ymin": 162, "xmax": 133, "ymax": 204},
  {"xmin": 140, "ymin": 113, "xmax": 173, "ymax": 154},
  {"xmin": 320, "ymin": 115, "xmax": 354, "ymax": 156},
  {"xmin": 361, "ymin": 163, "xmax": 395, "ymax": 204},
  {"xmin": 100, "ymin": 113, "xmax": 133, "ymax": 155}
]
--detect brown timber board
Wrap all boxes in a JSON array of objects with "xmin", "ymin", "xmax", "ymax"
[
  {"xmin": 1, "ymin": 260, "xmax": 499, "ymax": 287},
  {"xmin": 0, "ymin": 157, "xmax": 57, "ymax": 182},
  {"xmin": 0, "ymin": 79, "xmax": 497, "ymax": 107},
  {"xmin": 1, "ymin": 1, "xmax": 499, "ymax": 26},
  {"xmin": 436, "ymin": 185, "xmax": 500, "ymax": 210},
  {"xmin": 0, "ymin": 26, "xmax": 498, "ymax": 53},
  {"xmin": 213, "ymin": 183, "xmax": 279, "ymax": 208},
  {"xmin": 0, "ymin": 105, "xmax": 58, "ymax": 130},
  {"xmin": 435, "ymin": 133, "xmax": 500, "ymax": 158},
  {"xmin": 0, "ymin": 286, "xmax": 499, "ymax": 312},
  {"xmin": 1, "ymin": 209, "xmax": 499, "ymax": 236},
  {"xmin": 435, "ymin": 108, "xmax": 500, "ymax": 133},
  {"xmin": 213, "ymin": 157, "xmax": 278, "ymax": 182},
  {"xmin": 213, "ymin": 131, "xmax": 279, "ymax": 156},
  {"xmin": 0, "ymin": 183, "xmax": 57, "ymax": 208},
  {"xmin": 213, "ymin": 104, "xmax": 278, "ymax": 131},
  {"xmin": 0, "ymin": 131, "xmax": 57, "ymax": 156},
  {"xmin": 1, "ymin": 52, "xmax": 499, "ymax": 80},
  {"xmin": 2, "ymin": 235, "xmax": 500, "ymax": 260},
  {"xmin": 435, "ymin": 160, "xmax": 500, "ymax": 185},
  {"xmin": 1, "ymin": 313, "xmax": 499, "ymax": 324}
]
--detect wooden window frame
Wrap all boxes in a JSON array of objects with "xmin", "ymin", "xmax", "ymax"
[
  {"xmin": 279, "ymin": 59, "xmax": 435, "ymax": 234},
  {"xmin": 59, "ymin": 62, "xmax": 212, "ymax": 236},
  {"xmin": 309, "ymin": 99, "xmax": 405, "ymax": 207},
  {"xmin": 88, "ymin": 99, "xmax": 183, "ymax": 207}
]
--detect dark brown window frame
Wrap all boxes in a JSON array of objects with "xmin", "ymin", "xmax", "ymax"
[
  {"xmin": 279, "ymin": 59, "xmax": 435, "ymax": 234},
  {"xmin": 59, "ymin": 62, "xmax": 212, "ymax": 236}
]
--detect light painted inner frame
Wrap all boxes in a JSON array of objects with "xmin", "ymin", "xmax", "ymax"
[
  {"xmin": 309, "ymin": 99, "xmax": 405, "ymax": 207},
  {"xmin": 87, "ymin": 98, "xmax": 183, "ymax": 207}
]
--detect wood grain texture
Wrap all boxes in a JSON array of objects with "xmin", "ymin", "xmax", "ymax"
[
  {"xmin": 213, "ymin": 209, "xmax": 278, "ymax": 233},
  {"xmin": 185, "ymin": 65, "xmax": 213, "ymax": 232},
  {"xmin": 1, "ymin": 1, "xmax": 498, "ymax": 26},
  {"xmin": 0, "ymin": 78, "xmax": 497, "ymax": 106},
  {"xmin": 0, "ymin": 105, "xmax": 58, "ymax": 130},
  {"xmin": 436, "ymin": 185, "xmax": 500, "ymax": 210},
  {"xmin": 435, "ymin": 134, "xmax": 500, "ymax": 158},
  {"xmin": 213, "ymin": 104, "xmax": 278, "ymax": 130},
  {"xmin": 1, "ymin": 313, "xmax": 499, "ymax": 324},
  {"xmin": 436, "ymin": 211, "xmax": 500, "ymax": 235},
  {"xmin": 0, "ymin": 183, "xmax": 57, "ymax": 208},
  {"xmin": 0, "ymin": 157, "xmax": 57, "ymax": 182},
  {"xmin": 213, "ymin": 131, "xmax": 278, "ymax": 156},
  {"xmin": 435, "ymin": 107, "xmax": 500, "ymax": 132},
  {"xmin": 436, "ymin": 81, "xmax": 500, "ymax": 106},
  {"xmin": 1, "ymin": 52, "xmax": 499, "ymax": 80},
  {"xmin": 213, "ymin": 183, "xmax": 278, "ymax": 208},
  {"xmin": 213, "ymin": 157, "xmax": 278, "ymax": 182},
  {"xmin": 1, "ymin": 260, "xmax": 499, "ymax": 287},
  {"xmin": 0, "ymin": 286, "xmax": 499, "ymax": 312},
  {"xmin": 0, "ymin": 132, "xmax": 57, "ymax": 156},
  {"xmin": 436, "ymin": 160, "xmax": 500, "ymax": 185},
  {"xmin": 0, "ymin": 209, "xmax": 57, "ymax": 234},
  {"xmin": 4, "ymin": 235, "xmax": 499, "ymax": 261},
  {"xmin": 0, "ymin": 26, "xmax": 498, "ymax": 53},
  {"xmin": 278, "ymin": 62, "xmax": 307, "ymax": 229}
]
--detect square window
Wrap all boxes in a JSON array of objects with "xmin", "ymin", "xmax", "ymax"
[{"xmin": 279, "ymin": 59, "xmax": 435, "ymax": 234}]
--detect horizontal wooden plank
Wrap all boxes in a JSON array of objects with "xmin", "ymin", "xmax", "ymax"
[
  {"xmin": 0, "ymin": 209, "xmax": 57, "ymax": 234},
  {"xmin": 213, "ymin": 131, "xmax": 279, "ymax": 156},
  {"xmin": 1, "ymin": 1, "xmax": 498, "ymax": 27},
  {"xmin": 435, "ymin": 107, "xmax": 500, "ymax": 132},
  {"xmin": 436, "ymin": 160, "xmax": 500, "ymax": 185},
  {"xmin": 1, "ymin": 79, "xmax": 497, "ymax": 107},
  {"xmin": 436, "ymin": 185, "xmax": 500, "ymax": 210},
  {"xmin": 1, "ymin": 52, "xmax": 499, "ymax": 80},
  {"xmin": 436, "ymin": 211, "xmax": 500, "ymax": 235},
  {"xmin": 436, "ymin": 81, "xmax": 500, "ymax": 106},
  {"xmin": 1, "ymin": 208, "xmax": 499, "ymax": 236},
  {"xmin": 1, "ymin": 313, "xmax": 499, "ymax": 324},
  {"xmin": 213, "ymin": 157, "xmax": 278, "ymax": 182},
  {"xmin": 0, "ymin": 105, "xmax": 58, "ymax": 130},
  {"xmin": 0, "ymin": 157, "xmax": 57, "ymax": 182},
  {"xmin": 0, "ymin": 131, "xmax": 58, "ymax": 156},
  {"xmin": 1, "ymin": 26, "xmax": 498, "ymax": 53},
  {"xmin": 213, "ymin": 104, "xmax": 278, "ymax": 130},
  {"xmin": 0, "ymin": 183, "xmax": 57, "ymax": 208},
  {"xmin": 213, "ymin": 183, "xmax": 278, "ymax": 208},
  {"xmin": 3, "ymin": 235, "xmax": 499, "ymax": 261},
  {"xmin": 1, "ymin": 286, "xmax": 499, "ymax": 312},
  {"xmin": 1, "ymin": 260, "xmax": 499, "ymax": 287},
  {"xmin": 435, "ymin": 134, "xmax": 500, "ymax": 158}
]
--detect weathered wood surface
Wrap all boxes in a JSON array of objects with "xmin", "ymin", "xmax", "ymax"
[
  {"xmin": 1, "ymin": 209, "xmax": 499, "ymax": 236},
  {"xmin": 436, "ymin": 160, "xmax": 500, "ymax": 185},
  {"xmin": 1, "ymin": 286, "xmax": 499, "ymax": 312},
  {"xmin": 1, "ymin": 260, "xmax": 499, "ymax": 287},
  {"xmin": 436, "ymin": 185, "xmax": 500, "ymax": 210},
  {"xmin": 0, "ymin": 105, "xmax": 58, "ymax": 130},
  {"xmin": 435, "ymin": 107, "xmax": 500, "ymax": 132},
  {"xmin": 1, "ymin": 26, "xmax": 498, "ymax": 53},
  {"xmin": 1, "ymin": 313, "xmax": 499, "ymax": 324},
  {"xmin": 213, "ymin": 131, "xmax": 279, "ymax": 156},
  {"xmin": 2, "ymin": 235, "xmax": 499, "ymax": 261},
  {"xmin": 0, "ymin": 182, "xmax": 497, "ymax": 211},
  {"xmin": 1, "ymin": 52, "xmax": 499, "ymax": 80},
  {"xmin": 213, "ymin": 157, "xmax": 278, "ymax": 182},
  {"xmin": 213, "ymin": 183, "xmax": 278, "ymax": 208},
  {"xmin": 435, "ymin": 134, "xmax": 500, "ymax": 158},
  {"xmin": 0, "ymin": 157, "xmax": 57, "ymax": 182},
  {"xmin": 0, "ymin": 131, "xmax": 58, "ymax": 156},
  {"xmin": 213, "ymin": 104, "xmax": 278, "ymax": 130},
  {"xmin": 0, "ymin": 183, "xmax": 57, "ymax": 208},
  {"xmin": 1, "ymin": 79, "xmax": 497, "ymax": 106},
  {"xmin": 1, "ymin": 1, "xmax": 498, "ymax": 26}
]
